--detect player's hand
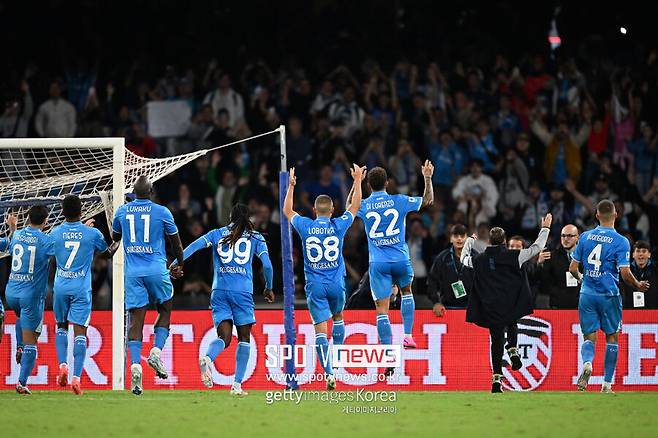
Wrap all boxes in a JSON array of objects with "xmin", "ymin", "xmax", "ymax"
[
  {"xmin": 541, "ymin": 213, "xmax": 553, "ymax": 229},
  {"xmin": 263, "ymin": 288, "xmax": 274, "ymax": 303},
  {"xmin": 471, "ymin": 233, "xmax": 478, "ymax": 240},
  {"xmin": 421, "ymin": 160, "xmax": 434, "ymax": 178},
  {"xmin": 433, "ymin": 303, "xmax": 446, "ymax": 317},
  {"xmin": 85, "ymin": 218, "xmax": 95, "ymax": 227},
  {"xmin": 638, "ymin": 281, "xmax": 650, "ymax": 292},
  {"xmin": 288, "ymin": 167, "xmax": 296, "ymax": 186},
  {"xmin": 5, "ymin": 213, "xmax": 17, "ymax": 232},
  {"xmin": 169, "ymin": 264, "xmax": 184, "ymax": 279},
  {"xmin": 538, "ymin": 250, "xmax": 551, "ymax": 264}
]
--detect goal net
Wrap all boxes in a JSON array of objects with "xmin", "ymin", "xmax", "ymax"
[
  {"xmin": 0, "ymin": 137, "xmax": 208, "ymax": 389},
  {"xmin": 0, "ymin": 129, "xmax": 297, "ymax": 390}
]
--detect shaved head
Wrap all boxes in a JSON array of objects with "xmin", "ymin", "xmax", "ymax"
[
  {"xmin": 596, "ymin": 199, "xmax": 616, "ymax": 223},
  {"xmin": 134, "ymin": 176, "xmax": 152, "ymax": 199},
  {"xmin": 314, "ymin": 195, "xmax": 334, "ymax": 217}
]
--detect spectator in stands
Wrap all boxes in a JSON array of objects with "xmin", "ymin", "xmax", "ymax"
[
  {"xmin": 514, "ymin": 132, "xmax": 543, "ymax": 182},
  {"xmin": 622, "ymin": 240, "xmax": 658, "ymax": 309},
  {"xmin": 169, "ymin": 183, "xmax": 202, "ymax": 222},
  {"xmin": 468, "ymin": 118, "xmax": 499, "ymax": 173},
  {"xmin": 429, "ymin": 129, "xmax": 464, "ymax": 203},
  {"xmin": 388, "ymin": 139, "xmax": 421, "ymax": 194},
  {"xmin": 539, "ymin": 224, "xmax": 581, "ymax": 309},
  {"xmin": 427, "ymin": 224, "xmax": 472, "ymax": 314},
  {"xmin": 407, "ymin": 219, "xmax": 433, "ymax": 301},
  {"xmin": 328, "ymin": 86, "xmax": 365, "ymax": 139},
  {"xmin": 491, "ymin": 93, "xmax": 521, "ymax": 150},
  {"xmin": 202, "ymin": 72, "xmax": 245, "ymax": 128},
  {"xmin": 629, "ymin": 124, "xmax": 657, "ymax": 195},
  {"xmin": 531, "ymin": 113, "xmax": 590, "ymax": 184},
  {"xmin": 35, "ymin": 80, "xmax": 76, "ymax": 137},
  {"xmin": 452, "ymin": 159, "xmax": 499, "ymax": 228},
  {"xmin": 215, "ymin": 169, "xmax": 237, "ymax": 226},
  {"xmin": 286, "ymin": 116, "xmax": 313, "ymax": 177},
  {"xmin": 498, "ymin": 148, "xmax": 530, "ymax": 226},
  {"xmin": 300, "ymin": 165, "xmax": 342, "ymax": 213},
  {"xmin": 0, "ymin": 80, "xmax": 33, "ymax": 138},
  {"xmin": 125, "ymin": 123, "xmax": 157, "ymax": 157}
]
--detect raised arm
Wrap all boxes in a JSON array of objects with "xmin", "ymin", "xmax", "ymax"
[
  {"xmin": 421, "ymin": 160, "xmax": 435, "ymax": 207},
  {"xmin": 283, "ymin": 167, "xmax": 297, "ymax": 221},
  {"xmin": 518, "ymin": 214, "xmax": 552, "ymax": 267},
  {"xmin": 347, "ymin": 164, "xmax": 365, "ymax": 217},
  {"xmin": 460, "ymin": 236, "xmax": 475, "ymax": 268}
]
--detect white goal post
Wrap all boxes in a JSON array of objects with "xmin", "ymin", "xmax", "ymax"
[{"xmin": 0, "ymin": 137, "xmax": 210, "ymax": 390}]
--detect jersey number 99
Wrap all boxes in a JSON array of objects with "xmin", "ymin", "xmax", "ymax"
[{"xmin": 217, "ymin": 237, "xmax": 252, "ymax": 265}]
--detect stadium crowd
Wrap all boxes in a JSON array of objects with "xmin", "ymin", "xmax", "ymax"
[{"xmin": 2, "ymin": 46, "xmax": 658, "ymax": 311}]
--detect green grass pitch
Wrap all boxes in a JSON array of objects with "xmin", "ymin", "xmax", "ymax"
[{"xmin": 1, "ymin": 390, "xmax": 657, "ymax": 437}]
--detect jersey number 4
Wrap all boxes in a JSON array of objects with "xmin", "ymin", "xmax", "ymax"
[
  {"xmin": 587, "ymin": 244, "xmax": 602, "ymax": 271},
  {"xmin": 365, "ymin": 209, "xmax": 400, "ymax": 238}
]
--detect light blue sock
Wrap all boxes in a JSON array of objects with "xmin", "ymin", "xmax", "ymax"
[
  {"xmin": 15, "ymin": 319, "xmax": 23, "ymax": 349},
  {"xmin": 128, "ymin": 340, "xmax": 142, "ymax": 365},
  {"xmin": 234, "ymin": 342, "xmax": 250, "ymax": 384},
  {"xmin": 18, "ymin": 344, "xmax": 37, "ymax": 386},
  {"xmin": 581, "ymin": 339, "xmax": 595, "ymax": 365},
  {"xmin": 315, "ymin": 333, "xmax": 333, "ymax": 375},
  {"xmin": 332, "ymin": 320, "xmax": 345, "ymax": 345},
  {"xmin": 401, "ymin": 294, "xmax": 415, "ymax": 336},
  {"xmin": 73, "ymin": 336, "xmax": 87, "ymax": 378},
  {"xmin": 206, "ymin": 338, "xmax": 226, "ymax": 361},
  {"xmin": 153, "ymin": 327, "xmax": 169, "ymax": 351},
  {"xmin": 604, "ymin": 343, "xmax": 619, "ymax": 383},
  {"xmin": 376, "ymin": 314, "xmax": 392, "ymax": 345},
  {"xmin": 56, "ymin": 328, "xmax": 68, "ymax": 365}
]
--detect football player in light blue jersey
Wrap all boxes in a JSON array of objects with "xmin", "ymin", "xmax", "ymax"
[
  {"xmin": 356, "ymin": 162, "xmax": 434, "ymax": 375},
  {"xmin": 112, "ymin": 176, "xmax": 184, "ymax": 395},
  {"xmin": 52, "ymin": 195, "xmax": 118, "ymax": 395},
  {"xmin": 2, "ymin": 211, "xmax": 51, "ymax": 396},
  {"xmin": 0, "ymin": 213, "xmax": 18, "ymax": 350},
  {"xmin": 569, "ymin": 200, "xmax": 649, "ymax": 393},
  {"xmin": 283, "ymin": 165, "xmax": 364, "ymax": 390},
  {"xmin": 172, "ymin": 203, "xmax": 273, "ymax": 396}
]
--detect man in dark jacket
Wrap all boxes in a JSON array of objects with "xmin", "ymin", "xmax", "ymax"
[
  {"xmin": 427, "ymin": 224, "xmax": 473, "ymax": 315},
  {"xmin": 461, "ymin": 214, "xmax": 552, "ymax": 393},
  {"xmin": 621, "ymin": 241, "xmax": 658, "ymax": 309},
  {"xmin": 539, "ymin": 224, "xmax": 581, "ymax": 308}
]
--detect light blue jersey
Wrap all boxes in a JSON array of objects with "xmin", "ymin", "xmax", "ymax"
[
  {"xmin": 291, "ymin": 212, "xmax": 353, "ymax": 284},
  {"xmin": 112, "ymin": 198, "xmax": 178, "ymax": 277},
  {"xmin": 51, "ymin": 221, "xmax": 108, "ymax": 295},
  {"xmin": 357, "ymin": 191, "xmax": 422, "ymax": 263},
  {"xmin": 5, "ymin": 227, "xmax": 55, "ymax": 298},
  {"xmin": 182, "ymin": 227, "xmax": 271, "ymax": 293},
  {"xmin": 572, "ymin": 226, "xmax": 630, "ymax": 297}
]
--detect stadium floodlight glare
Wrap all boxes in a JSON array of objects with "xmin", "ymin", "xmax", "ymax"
[{"xmin": 0, "ymin": 128, "xmax": 296, "ymax": 390}]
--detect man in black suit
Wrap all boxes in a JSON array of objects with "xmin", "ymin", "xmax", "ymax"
[
  {"xmin": 461, "ymin": 214, "xmax": 552, "ymax": 393},
  {"xmin": 538, "ymin": 224, "xmax": 581, "ymax": 308}
]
